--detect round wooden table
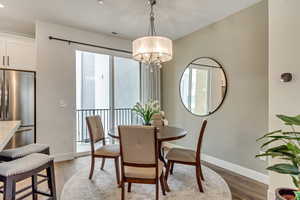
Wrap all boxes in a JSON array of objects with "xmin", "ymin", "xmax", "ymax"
[{"xmin": 108, "ymin": 126, "xmax": 187, "ymax": 166}]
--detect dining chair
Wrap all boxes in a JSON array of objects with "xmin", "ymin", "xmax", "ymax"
[
  {"xmin": 152, "ymin": 113, "xmax": 170, "ymax": 157},
  {"xmin": 118, "ymin": 125, "xmax": 167, "ymax": 200},
  {"xmin": 165, "ymin": 120, "xmax": 208, "ymax": 193},
  {"xmin": 86, "ymin": 116, "xmax": 120, "ymax": 185},
  {"xmin": 152, "ymin": 113, "xmax": 165, "ymax": 127}
]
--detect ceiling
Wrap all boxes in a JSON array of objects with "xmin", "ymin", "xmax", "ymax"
[{"xmin": 0, "ymin": 0, "xmax": 261, "ymax": 40}]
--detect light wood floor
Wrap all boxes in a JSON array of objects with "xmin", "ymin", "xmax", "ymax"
[{"xmin": 53, "ymin": 156, "xmax": 267, "ymax": 200}]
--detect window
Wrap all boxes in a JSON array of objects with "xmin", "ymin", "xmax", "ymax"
[
  {"xmin": 76, "ymin": 50, "xmax": 140, "ymax": 110},
  {"xmin": 114, "ymin": 56, "xmax": 140, "ymax": 108},
  {"xmin": 76, "ymin": 50, "xmax": 141, "ymax": 152}
]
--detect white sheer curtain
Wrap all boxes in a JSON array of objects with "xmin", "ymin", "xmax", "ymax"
[{"xmin": 140, "ymin": 64, "xmax": 161, "ymax": 104}]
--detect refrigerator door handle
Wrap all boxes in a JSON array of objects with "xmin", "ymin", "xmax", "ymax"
[{"xmin": 4, "ymin": 79, "xmax": 9, "ymax": 119}]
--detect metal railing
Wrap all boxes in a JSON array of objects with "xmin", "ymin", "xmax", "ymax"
[{"xmin": 76, "ymin": 108, "xmax": 140, "ymax": 143}]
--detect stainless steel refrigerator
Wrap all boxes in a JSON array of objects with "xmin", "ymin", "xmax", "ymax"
[{"xmin": 0, "ymin": 69, "xmax": 36, "ymax": 148}]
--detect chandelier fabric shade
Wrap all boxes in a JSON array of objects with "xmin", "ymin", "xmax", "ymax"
[
  {"xmin": 132, "ymin": 36, "xmax": 173, "ymax": 64},
  {"xmin": 132, "ymin": 0, "xmax": 173, "ymax": 66}
]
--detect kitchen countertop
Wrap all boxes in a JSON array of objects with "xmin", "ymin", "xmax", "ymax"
[{"xmin": 0, "ymin": 121, "xmax": 21, "ymax": 151}]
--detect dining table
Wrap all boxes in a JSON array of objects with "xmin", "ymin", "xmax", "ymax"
[{"xmin": 108, "ymin": 126, "xmax": 187, "ymax": 167}]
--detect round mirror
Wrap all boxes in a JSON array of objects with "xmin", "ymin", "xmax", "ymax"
[{"xmin": 180, "ymin": 57, "xmax": 227, "ymax": 116}]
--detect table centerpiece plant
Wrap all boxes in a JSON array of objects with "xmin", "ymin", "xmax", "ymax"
[
  {"xmin": 132, "ymin": 100, "xmax": 161, "ymax": 126},
  {"xmin": 256, "ymin": 114, "xmax": 300, "ymax": 200}
]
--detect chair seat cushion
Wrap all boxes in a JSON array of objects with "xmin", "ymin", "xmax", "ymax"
[
  {"xmin": 94, "ymin": 144, "xmax": 120, "ymax": 157},
  {"xmin": 0, "ymin": 144, "xmax": 49, "ymax": 159},
  {"xmin": 162, "ymin": 142, "xmax": 184, "ymax": 151},
  {"xmin": 166, "ymin": 148, "xmax": 196, "ymax": 163},
  {"xmin": 124, "ymin": 161, "xmax": 164, "ymax": 179},
  {"xmin": 0, "ymin": 153, "xmax": 53, "ymax": 177}
]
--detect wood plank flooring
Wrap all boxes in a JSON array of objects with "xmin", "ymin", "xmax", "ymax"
[{"xmin": 53, "ymin": 156, "xmax": 268, "ymax": 200}]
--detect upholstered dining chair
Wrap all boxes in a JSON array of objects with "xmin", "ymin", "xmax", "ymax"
[
  {"xmin": 118, "ymin": 126, "xmax": 167, "ymax": 200},
  {"xmin": 152, "ymin": 113, "xmax": 170, "ymax": 157},
  {"xmin": 152, "ymin": 113, "xmax": 165, "ymax": 127},
  {"xmin": 86, "ymin": 116, "xmax": 120, "ymax": 185},
  {"xmin": 165, "ymin": 120, "xmax": 208, "ymax": 193}
]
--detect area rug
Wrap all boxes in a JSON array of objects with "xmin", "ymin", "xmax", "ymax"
[{"xmin": 61, "ymin": 160, "xmax": 232, "ymax": 200}]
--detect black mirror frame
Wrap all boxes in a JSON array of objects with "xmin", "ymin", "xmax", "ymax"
[{"xmin": 179, "ymin": 57, "xmax": 228, "ymax": 117}]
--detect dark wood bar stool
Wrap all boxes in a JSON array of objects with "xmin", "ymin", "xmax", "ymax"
[
  {"xmin": 0, "ymin": 153, "xmax": 56, "ymax": 200},
  {"xmin": 0, "ymin": 144, "xmax": 51, "ymax": 192}
]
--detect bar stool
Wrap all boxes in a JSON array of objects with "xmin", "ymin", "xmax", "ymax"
[
  {"xmin": 0, "ymin": 153, "xmax": 56, "ymax": 200},
  {"xmin": 0, "ymin": 144, "xmax": 51, "ymax": 197}
]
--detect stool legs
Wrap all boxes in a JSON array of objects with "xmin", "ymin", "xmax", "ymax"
[
  {"xmin": 4, "ymin": 178, "xmax": 15, "ymax": 200},
  {"xmin": 31, "ymin": 175, "xmax": 38, "ymax": 200},
  {"xmin": 47, "ymin": 161, "xmax": 57, "ymax": 199}
]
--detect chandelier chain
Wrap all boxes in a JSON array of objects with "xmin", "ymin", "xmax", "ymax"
[{"xmin": 148, "ymin": 0, "xmax": 156, "ymax": 36}]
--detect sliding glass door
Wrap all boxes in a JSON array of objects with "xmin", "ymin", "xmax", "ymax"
[{"xmin": 76, "ymin": 50, "xmax": 140, "ymax": 153}]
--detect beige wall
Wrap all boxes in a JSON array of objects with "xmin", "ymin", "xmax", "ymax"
[
  {"xmin": 36, "ymin": 21, "xmax": 131, "ymax": 160},
  {"xmin": 268, "ymin": 0, "xmax": 300, "ymax": 196},
  {"xmin": 162, "ymin": 1, "xmax": 268, "ymax": 174}
]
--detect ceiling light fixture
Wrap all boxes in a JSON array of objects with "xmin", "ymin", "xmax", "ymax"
[
  {"xmin": 97, "ymin": 0, "xmax": 104, "ymax": 5},
  {"xmin": 132, "ymin": 0, "xmax": 173, "ymax": 70},
  {"xmin": 0, "ymin": 3, "xmax": 5, "ymax": 8}
]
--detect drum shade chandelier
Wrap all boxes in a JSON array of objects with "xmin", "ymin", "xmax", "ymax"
[{"xmin": 132, "ymin": 0, "xmax": 173, "ymax": 68}]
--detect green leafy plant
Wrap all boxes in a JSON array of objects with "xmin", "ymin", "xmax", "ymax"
[
  {"xmin": 132, "ymin": 100, "xmax": 161, "ymax": 125},
  {"xmin": 256, "ymin": 114, "xmax": 300, "ymax": 190}
]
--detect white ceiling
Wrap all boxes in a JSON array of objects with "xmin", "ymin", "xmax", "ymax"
[{"xmin": 0, "ymin": 0, "xmax": 261, "ymax": 40}]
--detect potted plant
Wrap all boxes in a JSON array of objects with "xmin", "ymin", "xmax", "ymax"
[
  {"xmin": 256, "ymin": 114, "xmax": 300, "ymax": 200},
  {"xmin": 132, "ymin": 100, "xmax": 161, "ymax": 125}
]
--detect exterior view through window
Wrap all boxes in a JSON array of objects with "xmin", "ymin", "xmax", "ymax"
[{"xmin": 76, "ymin": 50, "xmax": 140, "ymax": 152}]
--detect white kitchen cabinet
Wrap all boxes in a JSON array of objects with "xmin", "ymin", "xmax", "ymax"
[{"xmin": 0, "ymin": 34, "xmax": 36, "ymax": 71}]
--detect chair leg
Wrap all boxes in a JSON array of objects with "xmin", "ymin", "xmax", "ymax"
[
  {"xmin": 170, "ymin": 162, "xmax": 174, "ymax": 175},
  {"xmin": 121, "ymin": 180, "xmax": 125, "ymax": 200},
  {"xmin": 128, "ymin": 183, "xmax": 132, "ymax": 193},
  {"xmin": 165, "ymin": 160, "xmax": 171, "ymax": 181},
  {"xmin": 101, "ymin": 158, "xmax": 106, "ymax": 170},
  {"xmin": 31, "ymin": 175, "xmax": 38, "ymax": 200},
  {"xmin": 114, "ymin": 157, "xmax": 120, "ymax": 185},
  {"xmin": 195, "ymin": 165, "xmax": 204, "ymax": 193},
  {"xmin": 156, "ymin": 179, "xmax": 159, "ymax": 200},
  {"xmin": 160, "ymin": 172, "xmax": 166, "ymax": 196},
  {"xmin": 4, "ymin": 178, "xmax": 15, "ymax": 200},
  {"xmin": 199, "ymin": 164, "xmax": 205, "ymax": 181},
  {"xmin": 89, "ymin": 156, "xmax": 95, "ymax": 180},
  {"xmin": 47, "ymin": 162, "xmax": 57, "ymax": 199}
]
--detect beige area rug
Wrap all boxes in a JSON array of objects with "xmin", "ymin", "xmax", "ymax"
[{"xmin": 61, "ymin": 160, "xmax": 232, "ymax": 200}]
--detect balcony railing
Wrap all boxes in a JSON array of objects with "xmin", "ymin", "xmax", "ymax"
[{"xmin": 76, "ymin": 108, "xmax": 140, "ymax": 143}]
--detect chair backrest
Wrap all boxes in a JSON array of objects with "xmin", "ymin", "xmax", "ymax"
[
  {"xmin": 118, "ymin": 126, "xmax": 158, "ymax": 166},
  {"xmin": 196, "ymin": 120, "xmax": 208, "ymax": 163},
  {"xmin": 152, "ymin": 113, "xmax": 164, "ymax": 127},
  {"xmin": 86, "ymin": 116, "xmax": 105, "ymax": 144}
]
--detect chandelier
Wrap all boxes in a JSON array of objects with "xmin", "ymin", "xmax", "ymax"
[{"xmin": 132, "ymin": 0, "xmax": 173, "ymax": 69}]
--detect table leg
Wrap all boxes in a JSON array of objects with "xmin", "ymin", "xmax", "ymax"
[
  {"xmin": 158, "ymin": 141, "xmax": 167, "ymax": 167},
  {"xmin": 158, "ymin": 141, "xmax": 170, "ymax": 192}
]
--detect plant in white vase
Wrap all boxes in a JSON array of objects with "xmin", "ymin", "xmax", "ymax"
[{"xmin": 132, "ymin": 100, "xmax": 162, "ymax": 125}]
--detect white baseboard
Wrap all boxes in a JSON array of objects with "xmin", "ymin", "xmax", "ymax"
[
  {"xmin": 201, "ymin": 153, "xmax": 269, "ymax": 185},
  {"xmin": 75, "ymin": 151, "xmax": 90, "ymax": 158},
  {"xmin": 268, "ymin": 189, "xmax": 275, "ymax": 200},
  {"xmin": 53, "ymin": 152, "xmax": 74, "ymax": 162}
]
